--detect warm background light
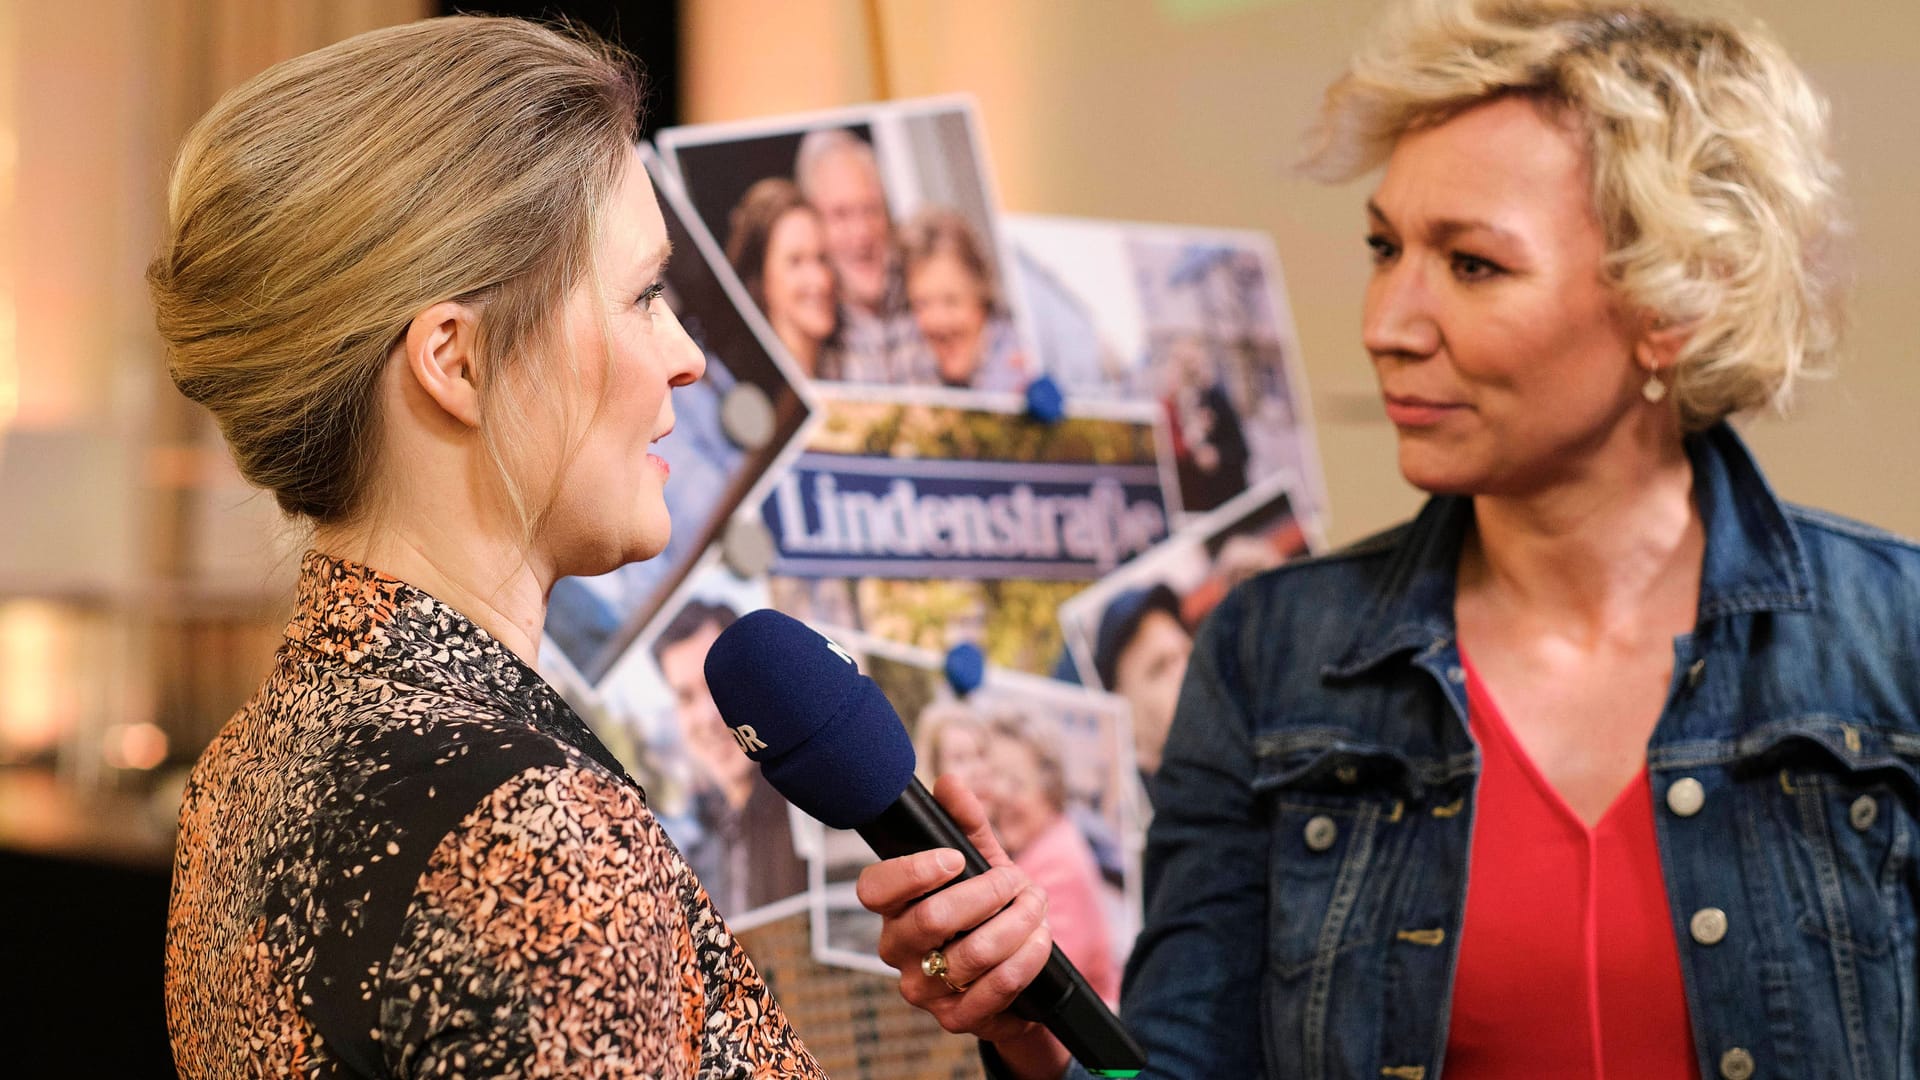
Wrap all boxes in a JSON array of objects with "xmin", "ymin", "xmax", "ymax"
[
  {"xmin": 0, "ymin": 4, "xmax": 15, "ymax": 462},
  {"xmin": 102, "ymin": 721, "xmax": 170, "ymax": 772},
  {"xmin": 0, "ymin": 601, "xmax": 77, "ymax": 762},
  {"xmin": 0, "ymin": 0, "xmax": 423, "ymax": 809}
]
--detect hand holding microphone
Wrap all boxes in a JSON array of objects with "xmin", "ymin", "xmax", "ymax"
[
  {"xmin": 859, "ymin": 775, "xmax": 1076, "ymax": 1077},
  {"xmin": 703, "ymin": 610, "xmax": 1147, "ymax": 1079}
]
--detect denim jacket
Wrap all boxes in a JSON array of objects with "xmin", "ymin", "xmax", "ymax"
[{"xmin": 1031, "ymin": 424, "xmax": 1920, "ymax": 1080}]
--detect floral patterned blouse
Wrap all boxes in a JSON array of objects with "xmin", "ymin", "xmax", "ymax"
[{"xmin": 165, "ymin": 552, "xmax": 825, "ymax": 1079}]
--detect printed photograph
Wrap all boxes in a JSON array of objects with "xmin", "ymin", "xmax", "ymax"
[
  {"xmin": 587, "ymin": 553, "xmax": 811, "ymax": 924},
  {"xmin": 797, "ymin": 630, "xmax": 1140, "ymax": 1001},
  {"xmin": 656, "ymin": 98, "xmax": 1033, "ymax": 393},
  {"xmin": 1056, "ymin": 475, "xmax": 1318, "ymax": 785},
  {"xmin": 1004, "ymin": 213, "xmax": 1326, "ymax": 523},
  {"xmin": 542, "ymin": 148, "xmax": 818, "ymax": 683},
  {"xmin": 758, "ymin": 387, "xmax": 1177, "ymax": 675}
]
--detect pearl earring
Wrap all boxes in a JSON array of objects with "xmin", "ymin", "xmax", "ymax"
[{"xmin": 1642, "ymin": 371, "xmax": 1668, "ymax": 403}]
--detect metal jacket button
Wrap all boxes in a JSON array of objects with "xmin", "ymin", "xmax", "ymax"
[
  {"xmin": 1850, "ymin": 794, "xmax": 1878, "ymax": 832},
  {"xmin": 1718, "ymin": 1047, "xmax": 1755, "ymax": 1080},
  {"xmin": 1304, "ymin": 815, "xmax": 1338, "ymax": 852},
  {"xmin": 1690, "ymin": 907, "xmax": 1729, "ymax": 946},
  {"xmin": 1666, "ymin": 778, "xmax": 1705, "ymax": 817}
]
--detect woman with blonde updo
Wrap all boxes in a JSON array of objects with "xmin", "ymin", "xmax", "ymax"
[
  {"xmin": 858, "ymin": 2, "xmax": 1920, "ymax": 1077},
  {"xmin": 152, "ymin": 18, "xmax": 824, "ymax": 1078}
]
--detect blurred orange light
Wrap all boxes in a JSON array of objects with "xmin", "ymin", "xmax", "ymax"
[
  {"xmin": 102, "ymin": 721, "xmax": 168, "ymax": 771},
  {"xmin": 0, "ymin": 600, "xmax": 73, "ymax": 759}
]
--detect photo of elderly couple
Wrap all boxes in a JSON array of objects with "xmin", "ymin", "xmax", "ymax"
[{"xmin": 659, "ymin": 100, "xmax": 1030, "ymax": 395}]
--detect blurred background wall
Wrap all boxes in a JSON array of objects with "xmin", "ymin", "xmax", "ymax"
[
  {"xmin": 0, "ymin": 0, "xmax": 1912, "ymax": 1075},
  {"xmin": 2, "ymin": 5, "xmax": 429, "ymax": 1073}
]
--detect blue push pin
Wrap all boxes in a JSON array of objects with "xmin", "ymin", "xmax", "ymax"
[
  {"xmin": 943, "ymin": 642, "xmax": 986, "ymax": 697},
  {"xmin": 1024, "ymin": 375, "xmax": 1066, "ymax": 424}
]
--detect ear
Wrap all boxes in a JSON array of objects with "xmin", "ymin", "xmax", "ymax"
[
  {"xmin": 1634, "ymin": 313, "xmax": 1691, "ymax": 375},
  {"xmin": 399, "ymin": 300, "xmax": 484, "ymax": 428}
]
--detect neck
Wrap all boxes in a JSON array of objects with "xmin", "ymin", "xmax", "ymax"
[
  {"xmin": 1460, "ymin": 429, "xmax": 1702, "ymax": 638},
  {"xmin": 315, "ymin": 512, "xmax": 551, "ymax": 668},
  {"xmin": 847, "ymin": 287, "xmax": 884, "ymax": 319}
]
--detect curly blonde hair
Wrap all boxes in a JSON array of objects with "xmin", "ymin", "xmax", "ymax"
[
  {"xmin": 1303, "ymin": 0, "xmax": 1846, "ymax": 430},
  {"xmin": 149, "ymin": 17, "xmax": 643, "ymax": 527}
]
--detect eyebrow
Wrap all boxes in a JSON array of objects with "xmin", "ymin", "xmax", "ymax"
[
  {"xmin": 1366, "ymin": 199, "xmax": 1523, "ymax": 248},
  {"xmin": 637, "ymin": 239, "xmax": 673, "ymax": 280}
]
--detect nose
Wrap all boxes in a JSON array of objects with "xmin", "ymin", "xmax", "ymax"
[
  {"xmin": 922, "ymin": 303, "xmax": 956, "ymax": 332},
  {"xmin": 663, "ymin": 306, "xmax": 706, "ymax": 388},
  {"xmin": 1361, "ymin": 256, "xmax": 1441, "ymax": 362}
]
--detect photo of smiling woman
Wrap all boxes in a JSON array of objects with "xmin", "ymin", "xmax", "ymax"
[
  {"xmin": 151, "ymin": 18, "xmax": 824, "ymax": 1078},
  {"xmin": 726, "ymin": 176, "xmax": 844, "ymax": 379},
  {"xmin": 854, "ymin": 1, "xmax": 1920, "ymax": 1078}
]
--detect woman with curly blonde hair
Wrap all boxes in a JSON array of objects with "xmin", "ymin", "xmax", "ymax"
[{"xmin": 857, "ymin": 2, "xmax": 1917, "ymax": 1077}]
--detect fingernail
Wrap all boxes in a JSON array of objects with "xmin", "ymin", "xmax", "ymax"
[{"xmin": 935, "ymin": 849, "xmax": 963, "ymax": 874}]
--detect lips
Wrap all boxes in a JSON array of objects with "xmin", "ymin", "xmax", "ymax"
[
  {"xmin": 1382, "ymin": 393, "xmax": 1466, "ymax": 427},
  {"xmin": 648, "ymin": 426, "xmax": 674, "ymax": 478},
  {"xmin": 799, "ymin": 294, "xmax": 836, "ymax": 323}
]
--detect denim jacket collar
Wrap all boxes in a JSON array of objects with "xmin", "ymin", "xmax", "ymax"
[{"xmin": 1326, "ymin": 422, "xmax": 1813, "ymax": 679}]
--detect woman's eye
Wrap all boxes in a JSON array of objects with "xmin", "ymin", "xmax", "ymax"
[
  {"xmin": 1451, "ymin": 253, "xmax": 1502, "ymax": 281},
  {"xmin": 637, "ymin": 281, "xmax": 667, "ymax": 308},
  {"xmin": 1365, "ymin": 235, "xmax": 1397, "ymax": 264}
]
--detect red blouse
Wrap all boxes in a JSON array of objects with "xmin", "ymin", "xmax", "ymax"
[{"xmin": 1445, "ymin": 656, "xmax": 1700, "ymax": 1079}]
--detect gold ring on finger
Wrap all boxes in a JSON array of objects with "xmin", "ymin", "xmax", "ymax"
[{"xmin": 920, "ymin": 947, "xmax": 970, "ymax": 994}]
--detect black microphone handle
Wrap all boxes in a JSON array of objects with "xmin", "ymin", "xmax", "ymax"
[{"xmin": 857, "ymin": 778, "xmax": 1148, "ymax": 1074}]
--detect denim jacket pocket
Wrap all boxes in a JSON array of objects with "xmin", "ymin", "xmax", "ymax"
[
  {"xmin": 1738, "ymin": 719, "xmax": 1920, "ymax": 961},
  {"xmin": 1252, "ymin": 731, "xmax": 1425, "ymax": 979}
]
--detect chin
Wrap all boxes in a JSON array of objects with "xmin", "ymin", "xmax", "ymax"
[
  {"xmin": 621, "ymin": 486, "xmax": 673, "ymax": 563},
  {"xmin": 624, "ymin": 526, "xmax": 671, "ymax": 568},
  {"xmin": 1396, "ymin": 444, "xmax": 1480, "ymax": 496},
  {"xmin": 934, "ymin": 348, "xmax": 978, "ymax": 382},
  {"xmin": 559, "ymin": 521, "xmax": 670, "ymax": 580},
  {"xmin": 848, "ymin": 271, "xmax": 887, "ymax": 305}
]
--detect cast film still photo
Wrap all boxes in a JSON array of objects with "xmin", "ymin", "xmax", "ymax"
[
  {"xmin": 657, "ymin": 98, "xmax": 1034, "ymax": 394},
  {"xmin": 790, "ymin": 629, "xmax": 1143, "ymax": 1008},
  {"xmin": 1004, "ymin": 214, "xmax": 1327, "ymax": 523},
  {"xmin": 588, "ymin": 556, "xmax": 811, "ymax": 924},
  {"xmin": 1058, "ymin": 476, "xmax": 1319, "ymax": 787}
]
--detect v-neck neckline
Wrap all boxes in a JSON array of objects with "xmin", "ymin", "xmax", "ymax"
[{"xmin": 1461, "ymin": 650, "xmax": 1646, "ymax": 834}]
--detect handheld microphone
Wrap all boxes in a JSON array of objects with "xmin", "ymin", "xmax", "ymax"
[{"xmin": 704, "ymin": 609, "xmax": 1148, "ymax": 1077}]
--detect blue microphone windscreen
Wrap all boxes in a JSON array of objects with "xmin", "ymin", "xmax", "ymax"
[{"xmin": 703, "ymin": 609, "xmax": 917, "ymax": 829}]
